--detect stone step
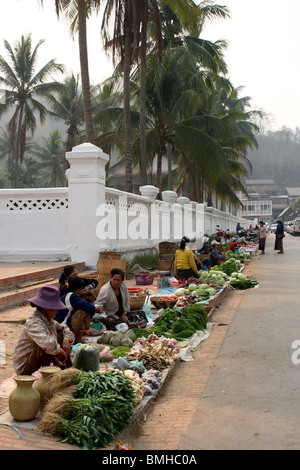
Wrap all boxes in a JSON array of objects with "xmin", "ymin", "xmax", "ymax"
[
  {"xmin": 0, "ymin": 262, "xmax": 86, "ymax": 291},
  {"xmin": 0, "ymin": 262, "xmax": 88, "ymax": 311}
]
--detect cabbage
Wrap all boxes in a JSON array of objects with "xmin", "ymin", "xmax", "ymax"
[
  {"xmin": 207, "ymin": 288, "xmax": 216, "ymax": 296},
  {"xmin": 188, "ymin": 284, "xmax": 198, "ymax": 291},
  {"xmin": 175, "ymin": 288, "xmax": 186, "ymax": 296},
  {"xmin": 231, "ymin": 272, "xmax": 239, "ymax": 278},
  {"xmin": 238, "ymin": 273, "xmax": 247, "ymax": 280},
  {"xmin": 198, "ymin": 283, "xmax": 209, "ymax": 289}
]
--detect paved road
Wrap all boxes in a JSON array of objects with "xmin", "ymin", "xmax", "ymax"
[{"xmin": 123, "ymin": 232, "xmax": 300, "ymax": 450}]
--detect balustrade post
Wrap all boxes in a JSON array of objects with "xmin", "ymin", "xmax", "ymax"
[{"xmin": 66, "ymin": 143, "xmax": 109, "ymax": 267}]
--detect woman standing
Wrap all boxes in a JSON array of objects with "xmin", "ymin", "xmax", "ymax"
[
  {"xmin": 258, "ymin": 221, "xmax": 267, "ymax": 254},
  {"xmin": 274, "ymin": 219, "xmax": 285, "ymax": 254}
]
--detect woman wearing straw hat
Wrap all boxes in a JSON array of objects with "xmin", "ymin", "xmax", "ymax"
[{"xmin": 13, "ymin": 285, "xmax": 75, "ymax": 376}]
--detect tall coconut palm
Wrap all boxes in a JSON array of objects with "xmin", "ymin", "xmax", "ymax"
[
  {"xmin": 50, "ymin": 0, "xmax": 101, "ymax": 144},
  {"xmin": 45, "ymin": 73, "xmax": 84, "ymax": 152},
  {"xmin": 143, "ymin": 37, "xmax": 229, "ymax": 195},
  {"xmin": 29, "ymin": 129, "xmax": 67, "ymax": 187},
  {"xmin": 101, "ymin": 0, "xmax": 140, "ymax": 193},
  {"xmin": 0, "ymin": 34, "xmax": 64, "ymax": 187}
]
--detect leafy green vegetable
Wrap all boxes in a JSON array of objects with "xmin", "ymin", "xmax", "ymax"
[
  {"xmin": 170, "ymin": 304, "xmax": 208, "ymax": 341},
  {"xmin": 110, "ymin": 346, "xmax": 131, "ymax": 358},
  {"xmin": 153, "ymin": 308, "xmax": 178, "ymax": 337},
  {"xmin": 58, "ymin": 370, "xmax": 136, "ymax": 450},
  {"xmin": 230, "ymin": 278, "xmax": 258, "ymax": 290}
]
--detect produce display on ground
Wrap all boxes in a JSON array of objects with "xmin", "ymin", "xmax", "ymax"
[
  {"xmin": 32, "ymin": 244, "xmax": 259, "ymax": 450},
  {"xmin": 38, "ymin": 368, "xmax": 136, "ymax": 450}
]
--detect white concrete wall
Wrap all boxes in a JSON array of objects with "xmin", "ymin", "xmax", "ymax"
[{"xmin": 0, "ymin": 188, "xmax": 69, "ymax": 261}]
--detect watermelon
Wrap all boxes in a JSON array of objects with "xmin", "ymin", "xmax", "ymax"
[{"xmin": 72, "ymin": 344, "xmax": 100, "ymax": 372}]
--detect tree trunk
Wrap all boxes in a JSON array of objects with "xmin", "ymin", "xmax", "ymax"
[
  {"xmin": 140, "ymin": 60, "xmax": 147, "ymax": 186},
  {"xmin": 156, "ymin": 149, "xmax": 163, "ymax": 197},
  {"xmin": 123, "ymin": 15, "xmax": 133, "ymax": 193},
  {"xmin": 13, "ymin": 106, "xmax": 24, "ymax": 188},
  {"xmin": 139, "ymin": 10, "xmax": 148, "ymax": 186},
  {"xmin": 78, "ymin": 0, "xmax": 95, "ymax": 144},
  {"xmin": 167, "ymin": 141, "xmax": 173, "ymax": 190}
]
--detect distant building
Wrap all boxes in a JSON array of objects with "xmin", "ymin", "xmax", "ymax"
[
  {"xmin": 245, "ymin": 179, "xmax": 278, "ymax": 195},
  {"xmin": 241, "ymin": 196, "xmax": 273, "ymax": 225},
  {"xmin": 285, "ymin": 188, "xmax": 300, "ymax": 200}
]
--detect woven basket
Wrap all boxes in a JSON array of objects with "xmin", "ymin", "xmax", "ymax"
[
  {"xmin": 150, "ymin": 296, "xmax": 177, "ymax": 309},
  {"xmin": 129, "ymin": 291, "xmax": 147, "ymax": 310}
]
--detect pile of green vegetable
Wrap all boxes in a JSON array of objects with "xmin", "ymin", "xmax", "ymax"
[
  {"xmin": 198, "ymin": 270, "xmax": 227, "ymax": 287},
  {"xmin": 212, "ymin": 258, "xmax": 239, "ymax": 276},
  {"xmin": 151, "ymin": 304, "xmax": 208, "ymax": 341},
  {"xmin": 226, "ymin": 250, "xmax": 251, "ymax": 262},
  {"xmin": 58, "ymin": 370, "xmax": 136, "ymax": 450},
  {"xmin": 153, "ymin": 308, "xmax": 179, "ymax": 337},
  {"xmin": 230, "ymin": 272, "xmax": 258, "ymax": 290},
  {"xmin": 171, "ymin": 304, "xmax": 208, "ymax": 341},
  {"xmin": 175, "ymin": 283, "xmax": 216, "ymax": 299}
]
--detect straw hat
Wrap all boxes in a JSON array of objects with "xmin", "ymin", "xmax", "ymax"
[{"xmin": 29, "ymin": 285, "xmax": 66, "ymax": 310}]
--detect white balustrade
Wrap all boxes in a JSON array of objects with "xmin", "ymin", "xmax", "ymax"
[{"xmin": 0, "ymin": 143, "xmax": 251, "ymax": 266}]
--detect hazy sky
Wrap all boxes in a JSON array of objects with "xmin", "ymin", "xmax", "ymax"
[{"xmin": 1, "ymin": 0, "xmax": 300, "ymax": 132}]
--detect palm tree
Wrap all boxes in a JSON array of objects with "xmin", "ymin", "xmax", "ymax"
[
  {"xmin": 29, "ymin": 129, "xmax": 67, "ymax": 187},
  {"xmin": 0, "ymin": 34, "xmax": 64, "ymax": 187},
  {"xmin": 101, "ymin": 0, "xmax": 140, "ymax": 193},
  {"xmin": 51, "ymin": 0, "xmax": 101, "ymax": 144},
  {"xmin": 143, "ymin": 39, "xmax": 228, "ymax": 194},
  {"xmin": 45, "ymin": 73, "xmax": 84, "ymax": 152}
]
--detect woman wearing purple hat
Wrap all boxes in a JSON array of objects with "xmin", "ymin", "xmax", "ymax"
[{"xmin": 13, "ymin": 285, "xmax": 75, "ymax": 376}]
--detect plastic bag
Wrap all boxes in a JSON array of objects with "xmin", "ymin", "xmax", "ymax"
[
  {"xmin": 116, "ymin": 322, "xmax": 129, "ymax": 332},
  {"xmin": 142, "ymin": 302, "xmax": 153, "ymax": 319}
]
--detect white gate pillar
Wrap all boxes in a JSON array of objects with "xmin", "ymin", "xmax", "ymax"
[{"xmin": 66, "ymin": 142, "xmax": 109, "ymax": 267}]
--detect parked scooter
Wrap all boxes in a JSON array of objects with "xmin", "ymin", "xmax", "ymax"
[{"xmin": 215, "ymin": 225, "xmax": 231, "ymax": 242}]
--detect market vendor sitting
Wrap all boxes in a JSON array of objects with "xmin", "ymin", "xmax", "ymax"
[
  {"xmin": 199, "ymin": 235, "xmax": 210, "ymax": 254},
  {"xmin": 209, "ymin": 240, "xmax": 226, "ymax": 267},
  {"xmin": 55, "ymin": 276, "xmax": 102, "ymax": 344},
  {"xmin": 174, "ymin": 236, "xmax": 200, "ymax": 281},
  {"xmin": 228, "ymin": 236, "xmax": 238, "ymax": 251},
  {"xmin": 58, "ymin": 264, "xmax": 99, "ymax": 302},
  {"xmin": 13, "ymin": 285, "xmax": 74, "ymax": 376},
  {"xmin": 94, "ymin": 268, "xmax": 131, "ymax": 330}
]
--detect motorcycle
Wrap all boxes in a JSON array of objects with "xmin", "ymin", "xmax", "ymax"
[{"xmin": 215, "ymin": 225, "xmax": 231, "ymax": 242}]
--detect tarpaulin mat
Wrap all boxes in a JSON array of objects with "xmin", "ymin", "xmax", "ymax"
[{"xmin": 156, "ymin": 287, "xmax": 178, "ymax": 295}]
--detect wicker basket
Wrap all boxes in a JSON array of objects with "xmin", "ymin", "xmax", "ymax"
[
  {"xmin": 150, "ymin": 296, "xmax": 177, "ymax": 309},
  {"xmin": 129, "ymin": 290, "xmax": 147, "ymax": 310}
]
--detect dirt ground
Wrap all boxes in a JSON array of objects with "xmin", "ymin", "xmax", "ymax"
[{"xmin": 0, "ymin": 305, "xmax": 32, "ymax": 389}]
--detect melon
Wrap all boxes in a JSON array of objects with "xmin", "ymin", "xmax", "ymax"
[{"xmin": 72, "ymin": 344, "xmax": 100, "ymax": 372}]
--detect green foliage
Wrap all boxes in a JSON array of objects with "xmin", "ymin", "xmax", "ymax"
[{"xmin": 129, "ymin": 253, "xmax": 159, "ymax": 270}]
